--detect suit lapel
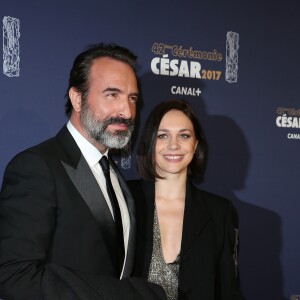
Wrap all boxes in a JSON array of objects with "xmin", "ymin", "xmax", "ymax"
[
  {"xmin": 180, "ymin": 180, "xmax": 211, "ymax": 255},
  {"xmin": 109, "ymin": 157, "xmax": 137, "ymax": 278},
  {"xmin": 135, "ymin": 179, "xmax": 211, "ymax": 264},
  {"xmin": 56, "ymin": 126, "xmax": 119, "ymax": 271},
  {"xmin": 61, "ymin": 157, "xmax": 115, "ymax": 234}
]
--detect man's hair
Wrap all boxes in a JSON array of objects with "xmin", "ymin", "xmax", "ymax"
[
  {"xmin": 64, "ymin": 43, "xmax": 137, "ymax": 117},
  {"xmin": 137, "ymin": 99, "xmax": 207, "ymax": 182}
]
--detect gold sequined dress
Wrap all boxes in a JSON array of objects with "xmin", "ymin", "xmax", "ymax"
[{"xmin": 148, "ymin": 207, "xmax": 180, "ymax": 300}]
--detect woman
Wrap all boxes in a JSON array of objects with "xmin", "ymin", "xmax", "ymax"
[{"xmin": 128, "ymin": 99, "xmax": 243, "ymax": 299}]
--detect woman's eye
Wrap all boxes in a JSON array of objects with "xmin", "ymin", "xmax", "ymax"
[
  {"xmin": 157, "ymin": 134, "xmax": 168, "ymax": 139},
  {"xmin": 180, "ymin": 134, "xmax": 191, "ymax": 139}
]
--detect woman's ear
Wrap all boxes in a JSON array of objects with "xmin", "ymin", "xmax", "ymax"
[{"xmin": 194, "ymin": 140, "xmax": 199, "ymax": 153}]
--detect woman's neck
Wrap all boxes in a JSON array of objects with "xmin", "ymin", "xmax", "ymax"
[{"xmin": 155, "ymin": 173, "xmax": 187, "ymax": 202}]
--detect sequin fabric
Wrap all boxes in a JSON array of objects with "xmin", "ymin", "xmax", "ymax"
[{"xmin": 148, "ymin": 207, "xmax": 180, "ymax": 300}]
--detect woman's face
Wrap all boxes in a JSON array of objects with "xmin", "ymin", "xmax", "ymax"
[{"xmin": 155, "ymin": 109, "xmax": 198, "ymax": 178}]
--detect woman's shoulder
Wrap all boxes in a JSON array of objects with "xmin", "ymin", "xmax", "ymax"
[
  {"xmin": 127, "ymin": 178, "xmax": 155, "ymax": 187},
  {"xmin": 127, "ymin": 178, "xmax": 142, "ymax": 186},
  {"xmin": 126, "ymin": 179, "xmax": 154, "ymax": 198},
  {"xmin": 191, "ymin": 184, "xmax": 234, "ymax": 213},
  {"xmin": 127, "ymin": 179, "xmax": 155, "ymax": 216},
  {"xmin": 200, "ymin": 188, "xmax": 230, "ymax": 204},
  {"xmin": 126, "ymin": 178, "xmax": 144, "ymax": 193},
  {"xmin": 189, "ymin": 187, "xmax": 238, "ymax": 229}
]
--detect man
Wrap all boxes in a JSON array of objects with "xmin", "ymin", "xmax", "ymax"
[{"xmin": 0, "ymin": 43, "xmax": 165, "ymax": 299}]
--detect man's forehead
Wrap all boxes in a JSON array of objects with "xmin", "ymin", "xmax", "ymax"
[{"xmin": 91, "ymin": 56, "xmax": 133, "ymax": 71}]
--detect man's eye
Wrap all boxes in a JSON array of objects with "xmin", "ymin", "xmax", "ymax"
[
  {"xmin": 107, "ymin": 93, "xmax": 118, "ymax": 99},
  {"xmin": 129, "ymin": 96, "xmax": 138, "ymax": 103}
]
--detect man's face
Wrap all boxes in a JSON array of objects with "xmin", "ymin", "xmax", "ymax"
[{"xmin": 78, "ymin": 57, "xmax": 138, "ymax": 152}]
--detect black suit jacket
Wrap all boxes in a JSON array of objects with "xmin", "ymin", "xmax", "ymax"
[
  {"xmin": 0, "ymin": 126, "xmax": 165, "ymax": 300},
  {"xmin": 41, "ymin": 264, "xmax": 165, "ymax": 300},
  {"xmin": 127, "ymin": 179, "xmax": 244, "ymax": 300}
]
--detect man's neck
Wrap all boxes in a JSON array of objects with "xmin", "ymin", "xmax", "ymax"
[{"xmin": 69, "ymin": 118, "xmax": 107, "ymax": 154}]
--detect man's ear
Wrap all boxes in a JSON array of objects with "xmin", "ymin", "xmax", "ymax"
[{"xmin": 69, "ymin": 87, "xmax": 82, "ymax": 112}]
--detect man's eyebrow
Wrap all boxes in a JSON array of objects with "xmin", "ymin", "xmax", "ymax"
[
  {"xmin": 102, "ymin": 88, "xmax": 139, "ymax": 97},
  {"xmin": 102, "ymin": 87, "xmax": 121, "ymax": 93}
]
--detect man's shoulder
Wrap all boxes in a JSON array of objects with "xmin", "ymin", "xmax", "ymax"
[
  {"xmin": 6, "ymin": 126, "xmax": 69, "ymax": 167},
  {"xmin": 29, "ymin": 125, "xmax": 70, "ymax": 152}
]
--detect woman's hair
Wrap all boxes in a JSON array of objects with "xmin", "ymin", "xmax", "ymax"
[{"xmin": 137, "ymin": 99, "xmax": 207, "ymax": 182}]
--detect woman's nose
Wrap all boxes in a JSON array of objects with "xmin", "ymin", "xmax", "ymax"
[{"xmin": 167, "ymin": 138, "xmax": 180, "ymax": 150}]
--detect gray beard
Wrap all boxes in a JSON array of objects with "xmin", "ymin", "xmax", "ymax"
[{"xmin": 80, "ymin": 105, "xmax": 134, "ymax": 149}]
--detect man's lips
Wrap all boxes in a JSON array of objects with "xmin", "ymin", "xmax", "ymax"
[
  {"xmin": 102, "ymin": 117, "xmax": 133, "ymax": 132},
  {"xmin": 108, "ymin": 123, "xmax": 129, "ymax": 130}
]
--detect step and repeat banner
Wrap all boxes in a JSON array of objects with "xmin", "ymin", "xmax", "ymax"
[{"xmin": 1, "ymin": 1, "xmax": 299, "ymax": 299}]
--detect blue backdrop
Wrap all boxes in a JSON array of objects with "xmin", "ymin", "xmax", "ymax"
[{"xmin": 1, "ymin": 1, "xmax": 299, "ymax": 299}]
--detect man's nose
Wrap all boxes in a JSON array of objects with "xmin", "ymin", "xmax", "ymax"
[{"xmin": 118, "ymin": 97, "xmax": 135, "ymax": 119}]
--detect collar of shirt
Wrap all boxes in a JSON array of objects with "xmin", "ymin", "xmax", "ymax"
[{"xmin": 67, "ymin": 121, "xmax": 107, "ymax": 166}]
